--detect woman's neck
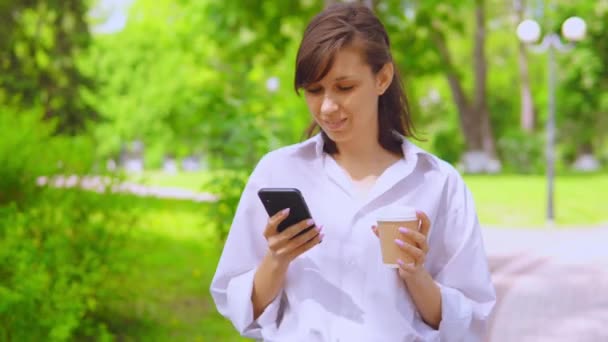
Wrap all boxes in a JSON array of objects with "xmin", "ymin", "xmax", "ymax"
[{"xmin": 333, "ymin": 136, "xmax": 401, "ymax": 181}]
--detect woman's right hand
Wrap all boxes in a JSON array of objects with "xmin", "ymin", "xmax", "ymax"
[
  {"xmin": 263, "ymin": 208, "xmax": 324, "ymax": 268},
  {"xmin": 252, "ymin": 208, "xmax": 323, "ymax": 319}
]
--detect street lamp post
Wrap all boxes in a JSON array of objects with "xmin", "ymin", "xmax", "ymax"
[{"xmin": 516, "ymin": 16, "xmax": 586, "ymax": 226}]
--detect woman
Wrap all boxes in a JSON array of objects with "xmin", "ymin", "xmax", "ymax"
[{"xmin": 210, "ymin": 3, "xmax": 496, "ymax": 341}]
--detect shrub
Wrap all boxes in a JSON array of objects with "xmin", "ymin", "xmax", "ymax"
[
  {"xmin": 0, "ymin": 190, "xmax": 132, "ymax": 341},
  {"xmin": 200, "ymin": 169, "xmax": 250, "ymax": 241},
  {"xmin": 0, "ymin": 106, "xmax": 133, "ymax": 341},
  {"xmin": 432, "ymin": 128, "xmax": 466, "ymax": 165},
  {"xmin": 497, "ymin": 129, "xmax": 544, "ymax": 174}
]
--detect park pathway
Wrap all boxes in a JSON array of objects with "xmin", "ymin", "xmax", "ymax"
[{"xmin": 482, "ymin": 226, "xmax": 608, "ymax": 342}]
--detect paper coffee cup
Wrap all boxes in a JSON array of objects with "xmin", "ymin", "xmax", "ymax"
[{"xmin": 376, "ymin": 205, "xmax": 419, "ymax": 268}]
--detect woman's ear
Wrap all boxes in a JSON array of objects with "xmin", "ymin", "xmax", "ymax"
[{"xmin": 376, "ymin": 62, "xmax": 394, "ymax": 95}]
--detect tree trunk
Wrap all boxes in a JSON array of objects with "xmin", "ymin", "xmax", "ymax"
[
  {"xmin": 572, "ymin": 142, "xmax": 599, "ymax": 172},
  {"xmin": 515, "ymin": 0, "xmax": 535, "ymax": 132},
  {"xmin": 474, "ymin": 0, "xmax": 497, "ymax": 159},
  {"xmin": 578, "ymin": 142, "xmax": 593, "ymax": 155},
  {"xmin": 430, "ymin": 0, "xmax": 499, "ymax": 172},
  {"xmin": 430, "ymin": 29, "xmax": 482, "ymax": 151}
]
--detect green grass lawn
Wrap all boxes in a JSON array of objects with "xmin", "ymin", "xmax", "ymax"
[
  {"xmin": 100, "ymin": 196, "xmax": 247, "ymax": 341},
  {"xmin": 464, "ymin": 173, "xmax": 608, "ymax": 228}
]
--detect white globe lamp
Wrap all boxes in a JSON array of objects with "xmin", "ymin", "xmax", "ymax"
[
  {"xmin": 517, "ymin": 19, "xmax": 541, "ymax": 43},
  {"xmin": 562, "ymin": 16, "xmax": 586, "ymax": 42}
]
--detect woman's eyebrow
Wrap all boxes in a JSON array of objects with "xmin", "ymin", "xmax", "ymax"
[{"xmin": 334, "ymin": 75, "xmax": 354, "ymax": 81}]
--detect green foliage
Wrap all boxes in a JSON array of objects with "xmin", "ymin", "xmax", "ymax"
[
  {"xmin": 81, "ymin": 0, "xmax": 205, "ymax": 163},
  {"xmin": 0, "ymin": 105, "xmax": 96, "ymax": 205},
  {"xmin": 0, "ymin": 190, "xmax": 131, "ymax": 341},
  {"xmin": 0, "ymin": 106, "xmax": 133, "ymax": 340},
  {"xmin": 0, "ymin": 106, "xmax": 56, "ymax": 204},
  {"xmin": 432, "ymin": 127, "xmax": 466, "ymax": 164},
  {"xmin": 80, "ymin": 0, "xmax": 608, "ymax": 173},
  {"xmin": 200, "ymin": 170, "xmax": 250, "ymax": 241},
  {"xmin": 497, "ymin": 129, "xmax": 544, "ymax": 174},
  {"xmin": 377, "ymin": 0, "xmax": 469, "ymax": 75},
  {"xmin": 0, "ymin": 0, "xmax": 96, "ymax": 134},
  {"xmin": 556, "ymin": 0, "xmax": 608, "ymax": 161},
  {"xmin": 203, "ymin": 0, "xmax": 322, "ymax": 62},
  {"xmin": 84, "ymin": 0, "xmax": 319, "ymax": 169}
]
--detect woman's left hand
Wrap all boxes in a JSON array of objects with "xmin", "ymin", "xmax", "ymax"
[{"xmin": 372, "ymin": 210, "xmax": 431, "ymax": 280}]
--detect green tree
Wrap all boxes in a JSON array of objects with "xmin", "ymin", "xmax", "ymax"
[
  {"xmin": 556, "ymin": 0, "xmax": 608, "ymax": 165},
  {"xmin": 85, "ymin": 0, "xmax": 322, "ymax": 169},
  {"xmin": 375, "ymin": 0, "xmax": 500, "ymax": 171},
  {"xmin": 0, "ymin": 0, "xmax": 96, "ymax": 134}
]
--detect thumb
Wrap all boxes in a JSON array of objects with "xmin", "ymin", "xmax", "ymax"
[{"xmin": 371, "ymin": 225, "xmax": 379, "ymax": 238}]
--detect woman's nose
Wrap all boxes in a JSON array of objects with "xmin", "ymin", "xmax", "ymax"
[{"xmin": 320, "ymin": 95, "xmax": 338, "ymax": 115}]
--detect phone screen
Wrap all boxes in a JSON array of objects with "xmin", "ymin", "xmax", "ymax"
[{"xmin": 258, "ymin": 188, "xmax": 314, "ymax": 236}]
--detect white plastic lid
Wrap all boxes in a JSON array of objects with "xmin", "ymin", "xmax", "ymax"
[{"xmin": 376, "ymin": 205, "xmax": 417, "ymax": 222}]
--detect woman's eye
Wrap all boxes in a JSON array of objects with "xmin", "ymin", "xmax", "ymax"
[
  {"xmin": 306, "ymin": 87, "xmax": 322, "ymax": 94},
  {"xmin": 338, "ymin": 85, "xmax": 354, "ymax": 92}
]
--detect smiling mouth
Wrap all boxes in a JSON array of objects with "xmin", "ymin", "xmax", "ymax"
[{"xmin": 323, "ymin": 118, "xmax": 347, "ymax": 131}]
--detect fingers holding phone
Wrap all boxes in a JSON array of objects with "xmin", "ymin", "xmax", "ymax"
[
  {"xmin": 263, "ymin": 208, "xmax": 291, "ymax": 240},
  {"xmin": 284, "ymin": 221, "xmax": 323, "ymax": 262},
  {"xmin": 259, "ymin": 188, "xmax": 324, "ymax": 266},
  {"xmin": 263, "ymin": 207, "xmax": 323, "ymax": 266}
]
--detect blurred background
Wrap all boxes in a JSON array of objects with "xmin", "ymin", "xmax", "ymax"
[{"xmin": 1, "ymin": 0, "xmax": 606, "ymax": 341}]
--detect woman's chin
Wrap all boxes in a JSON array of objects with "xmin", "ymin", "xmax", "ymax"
[{"xmin": 323, "ymin": 130, "xmax": 351, "ymax": 144}]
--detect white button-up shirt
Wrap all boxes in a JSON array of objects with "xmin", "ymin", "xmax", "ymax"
[{"xmin": 210, "ymin": 134, "xmax": 496, "ymax": 341}]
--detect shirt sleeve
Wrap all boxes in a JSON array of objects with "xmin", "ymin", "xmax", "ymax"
[
  {"xmin": 427, "ymin": 171, "xmax": 497, "ymax": 342},
  {"xmin": 209, "ymin": 155, "xmax": 285, "ymax": 338}
]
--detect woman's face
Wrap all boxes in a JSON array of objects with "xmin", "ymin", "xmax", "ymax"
[{"xmin": 303, "ymin": 45, "xmax": 392, "ymax": 147}]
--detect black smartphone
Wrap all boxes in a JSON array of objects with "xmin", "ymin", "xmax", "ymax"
[{"xmin": 257, "ymin": 188, "xmax": 315, "ymax": 236}]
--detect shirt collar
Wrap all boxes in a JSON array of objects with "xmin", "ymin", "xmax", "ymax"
[
  {"xmin": 285, "ymin": 133, "xmax": 324, "ymax": 160},
  {"xmin": 400, "ymin": 135, "xmax": 439, "ymax": 169},
  {"xmin": 295, "ymin": 132, "xmax": 439, "ymax": 169}
]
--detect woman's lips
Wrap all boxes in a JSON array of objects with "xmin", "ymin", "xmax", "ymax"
[{"xmin": 323, "ymin": 118, "xmax": 347, "ymax": 132}]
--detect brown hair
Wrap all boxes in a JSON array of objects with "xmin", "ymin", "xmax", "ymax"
[{"xmin": 295, "ymin": 3, "xmax": 418, "ymax": 156}]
